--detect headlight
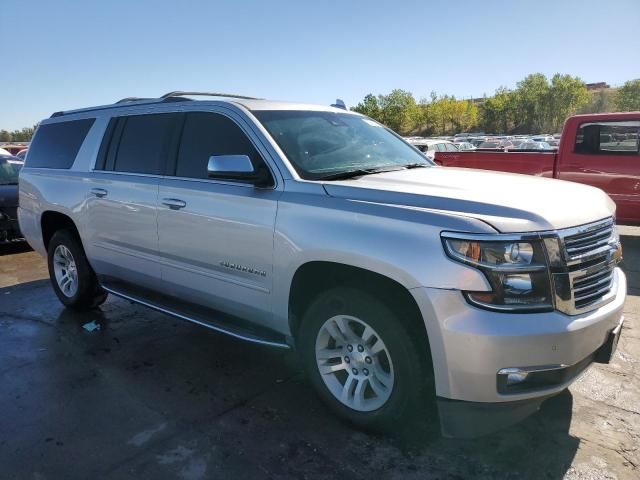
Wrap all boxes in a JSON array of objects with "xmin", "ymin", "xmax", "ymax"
[{"xmin": 442, "ymin": 234, "xmax": 553, "ymax": 312}]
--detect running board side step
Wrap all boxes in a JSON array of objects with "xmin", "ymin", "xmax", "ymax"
[{"xmin": 101, "ymin": 285, "xmax": 291, "ymax": 350}]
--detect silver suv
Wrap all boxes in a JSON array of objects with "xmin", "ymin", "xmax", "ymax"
[{"xmin": 18, "ymin": 92, "xmax": 626, "ymax": 437}]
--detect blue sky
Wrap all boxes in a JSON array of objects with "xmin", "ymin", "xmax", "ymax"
[{"xmin": 2, "ymin": 0, "xmax": 639, "ymax": 130}]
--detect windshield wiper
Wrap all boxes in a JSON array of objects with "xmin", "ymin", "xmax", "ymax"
[
  {"xmin": 402, "ymin": 162, "xmax": 430, "ymax": 169},
  {"xmin": 316, "ymin": 166, "xmax": 406, "ymax": 181}
]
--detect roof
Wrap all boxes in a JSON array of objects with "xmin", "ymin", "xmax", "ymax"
[{"xmin": 50, "ymin": 91, "xmax": 355, "ymax": 118}]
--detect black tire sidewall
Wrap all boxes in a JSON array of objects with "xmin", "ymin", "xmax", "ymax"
[
  {"xmin": 47, "ymin": 230, "xmax": 105, "ymax": 309},
  {"xmin": 298, "ymin": 287, "xmax": 428, "ymax": 431}
]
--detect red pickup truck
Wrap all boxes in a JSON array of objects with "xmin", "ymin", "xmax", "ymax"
[{"xmin": 434, "ymin": 112, "xmax": 640, "ymax": 224}]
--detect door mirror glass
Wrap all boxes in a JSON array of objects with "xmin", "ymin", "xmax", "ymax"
[{"xmin": 207, "ymin": 155, "xmax": 255, "ymax": 178}]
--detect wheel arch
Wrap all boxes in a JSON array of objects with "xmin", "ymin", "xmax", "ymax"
[
  {"xmin": 40, "ymin": 210, "xmax": 82, "ymax": 252},
  {"xmin": 288, "ymin": 261, "xmax": 432, "ymax": 364}
]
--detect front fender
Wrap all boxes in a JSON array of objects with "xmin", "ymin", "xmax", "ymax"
[{"xmin": 271, "ymin": 188, "xmax": 495, "ymax": 335}]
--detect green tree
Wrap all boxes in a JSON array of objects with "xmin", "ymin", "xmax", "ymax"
[
  {"xmin": 513, "ymin": 73, "xmax": 550, "ymax": 132},
  {"xmin": 376, "ymin": 89, "xmax": 422, "ymax": 134},
  {"xmin": 580, "ymin": 89, "xmax": 616, "ymax": 114},
  {"xmin": 352, "ymin": 93, "xmax": 382, "ymax": 120},
  {"xmin": 480, "ymin": 87, "xmax": 516, "ymax": 133},
  {"xmin": 546, "ymin": 74, "xmax": 589, "ymax": 131},
  {"xmin": 615, "ymin": 79, "xmax": 640, "ymax": 111},
  {"xmin": 0, "ymin": 130, "xmax": 10, "ymax": 142}
]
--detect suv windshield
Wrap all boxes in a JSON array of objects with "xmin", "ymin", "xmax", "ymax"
[
  {"xmin": 254, "ymin": 110, "xmax": 432, "ymax": 180},
  {"xmin": 0, "ymin": 157, "xmax": 21, "ymax": 185}
]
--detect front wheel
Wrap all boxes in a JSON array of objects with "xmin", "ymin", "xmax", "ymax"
[
  {"xmin": 47, "ymin": 229, "xmax": 108, "ymax": 310},
  {"xmin": 297, "ymin": 287, "xmax": 433, "ymax": 431}
]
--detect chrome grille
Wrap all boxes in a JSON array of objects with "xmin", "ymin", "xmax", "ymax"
[
  {"xmin": 572, "ymin": 261, "xmax": 615, "ymax": 310},
  {"xmin": 547, "ymin": 217, "xmax": 620, "ymax": 315},
  {"xmin": 563, "ymin": 220, "xmax": 614, "ymax": 258}
]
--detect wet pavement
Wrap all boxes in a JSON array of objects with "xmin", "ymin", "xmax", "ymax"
[{"xmin": 0, "ymin": 228, "xmax": 638, "ymax": 480}]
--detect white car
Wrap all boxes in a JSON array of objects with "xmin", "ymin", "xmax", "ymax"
[
  {"xmin": 455, "ymin": 142, "xmax": 476, "ymax": 151},
  {"xmin": 531, "ymin": 135, "xmax": 554, "ymax": 142},
  {"xmin": 405, "ymin": 138, "xmax": 458, "ymax": 160}
]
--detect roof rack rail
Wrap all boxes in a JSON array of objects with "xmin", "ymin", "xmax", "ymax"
[
  {"xmin": 115, "ymin": 97, "xmax": 154, "ymax": 104},
  {"xmin": 160, "ymin": 91, "xmax": 262, "ymax": 101},
  {"xmin": 49, "ymin": 91, "xmax": 262, "ymax": 119}
]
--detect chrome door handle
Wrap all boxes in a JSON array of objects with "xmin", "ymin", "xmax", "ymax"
[
  {"xmin": 90, "ymin": 188, "xmax": 108, "ymax": 198},
  {"xmin": 162, "ymin": 198, "xmax": 187, "ymax": 210}
]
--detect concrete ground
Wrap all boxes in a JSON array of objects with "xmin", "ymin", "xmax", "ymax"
[{"xmin": 0, "ymin": 228, "xmax": 638, "ymax": 480}]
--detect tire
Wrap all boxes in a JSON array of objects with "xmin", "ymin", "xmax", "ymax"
[
  {"xmin": 47, "ymin": 229, "xmax": 108, "ymax": 310},
  {"xmin": 297, "ymin": 287, "xmax": 433, "ymax": 431}
]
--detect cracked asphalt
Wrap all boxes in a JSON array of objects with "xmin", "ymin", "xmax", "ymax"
[{"xmin": 0, "ymin": 227, "xmax": 638, "ymax": 480}]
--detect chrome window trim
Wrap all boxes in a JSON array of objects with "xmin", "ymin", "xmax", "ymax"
[{"xmin": 88, "ymin": 106, "xmax": 282, "ymax": 191}]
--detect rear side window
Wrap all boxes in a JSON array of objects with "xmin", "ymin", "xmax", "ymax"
[
  {"xmin": 575, "ymin": 121, "xmax": 640, "ymax": 155},
  {"xmin": 26, "ymin": 119, "xmax": 95, "ymax": 169},
  {"xmin": 175, "ymin": 112, "xmax": 264, "ymax": 180},
  {"xmin": 110, "ymin": 114, "xmax": 178, "ymax": 174}
]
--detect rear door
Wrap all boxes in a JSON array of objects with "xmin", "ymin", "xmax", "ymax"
[
  {"xmin": 84, "ymin": 112, "xmax": 180, "ymax": 290},
  {"xmin": 156, "ymin": 110, "xmax": 281, "ymax": 327},
  {"xmin": 557, "ymin": 119, "xmax": 640, "ymax": 223}
]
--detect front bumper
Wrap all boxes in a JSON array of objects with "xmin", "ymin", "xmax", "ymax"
[
  {"xmin": 411, "ymin": 267, "xmax": 625, "ymax": 437},
  {"xmin": 437, "ymin": 316, "xmax": 623, "ymax": 437},
  {"xmin": 411, "ymin": 267, "xmax": 626, "ymax": 404}
]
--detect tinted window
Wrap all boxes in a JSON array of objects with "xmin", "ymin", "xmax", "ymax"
[
  {"xmin": 0, "ymin": 157, "xmax": 22, "ymax": 184},
  {"xmin": 114, "ymin": 114, "xmax": 177, "ymax": 174},
  {"xmin": 575, "ymin": 121, "xmax": 640, "ymax": 155},
  {"xmin": 27, "ymin": 119, "xmax": 94, "ymax": 169},
  {"xmin": 176, "ymin": 112, "xmax": 264, "ymax": 180}
]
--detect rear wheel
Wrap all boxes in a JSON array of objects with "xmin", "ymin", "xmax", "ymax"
[
  {"xmin": 47, "ymin": 230, "xmax": 108, "ymax": 310},
  {"xmin": 298, "ymin": 287, "xmax": 433, "ymax": 431}
]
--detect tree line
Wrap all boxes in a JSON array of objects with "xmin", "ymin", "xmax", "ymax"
[
  {"xmin": 0, "ymin": 126, "xmax": 35, "ymax": 143},
  {"xmin": 2, "ymin": 77, "xmax": 639, "ymax": 141},
  {"xmin": 352, "ymin": 75, "xmax": 640, "ymax": 136}
]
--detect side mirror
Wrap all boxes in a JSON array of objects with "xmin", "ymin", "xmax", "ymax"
[{"xmin": 207, "ymin": 155, "xmax": 271, "ymax": 186}]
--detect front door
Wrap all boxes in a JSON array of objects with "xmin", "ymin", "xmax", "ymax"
[{"xmin": 156, "ymin": 111, "xmax": 280, "ymax": 327}]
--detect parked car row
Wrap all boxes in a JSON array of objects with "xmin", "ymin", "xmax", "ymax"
[
  {"xmin": 406, "ymin": 133, "xmax": 561, "ymax": 154},
  {"xmin": 0, "ymin": 142, "xmax": 29, "ymax": 158}
]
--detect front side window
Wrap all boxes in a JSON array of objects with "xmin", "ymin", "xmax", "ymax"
[
  {"xmin": 176, "ymin": 112, "xmax": 266, "ymax": 181},
  {"xmin": 575, "ymin": 121, "xmax": 640, "ymax": 155},
  {"xmin": 254, "ymin": 110, "xmax": 431, "ymax": 180}
]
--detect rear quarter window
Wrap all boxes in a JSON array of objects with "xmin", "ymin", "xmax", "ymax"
[{"xmin": 26, "ymin": 119, "xmax": 95, "ymax": 169}]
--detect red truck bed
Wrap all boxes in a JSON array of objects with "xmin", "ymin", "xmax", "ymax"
[{"xmin": 434, "ymin": 150, "xmax": 557, "ymax": 177}]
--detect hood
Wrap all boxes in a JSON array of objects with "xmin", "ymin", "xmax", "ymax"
[{"xmin": 322, "ymin": 167, "xmax": 615, "ymax": 233}]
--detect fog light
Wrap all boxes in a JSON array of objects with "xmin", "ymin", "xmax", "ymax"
[
  {"xmin": 503, "ymin": 274, "xmax": 533, "ymax": 295},
  {"xmin": 498, "ymin": 368, "xmax": 529, "ymax": 385}
]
